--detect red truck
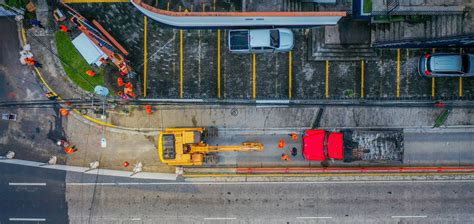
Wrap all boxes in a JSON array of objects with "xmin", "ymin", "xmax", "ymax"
[{"xmin": 303, "ymin": 129, "xmax": 403, "ymax": 162}]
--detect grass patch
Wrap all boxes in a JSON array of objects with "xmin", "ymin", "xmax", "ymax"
[
  {"xmin": 363, "ymin": 0, "xmax": 372, "ymax": 13},
  {"xmin": 54, "ymin": 31, "xmax": 104, "ymax": 93}
]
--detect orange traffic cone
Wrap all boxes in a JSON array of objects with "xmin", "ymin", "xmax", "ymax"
[
  {"xmin": 145, "ymin": 105, "xmax": 153, "ymax": 115},
  {"xmin": 278, "ymin": 139, "xmax": 286, "ymax": 149}
]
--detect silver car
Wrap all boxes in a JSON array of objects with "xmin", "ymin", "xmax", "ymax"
[
  {"xmin": 228, "ymin": 28, "xmax": 294, "ymax": 53},
  {"xmin": 418, "ymin": 53, "xmax": 474, "ymax": 77}
]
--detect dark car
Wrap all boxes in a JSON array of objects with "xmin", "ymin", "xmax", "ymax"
[{"xmin": 418, "ymin": 53, "xmax": 474, "ymax": 77}]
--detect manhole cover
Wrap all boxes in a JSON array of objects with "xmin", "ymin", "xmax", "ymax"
[{"xmin": 230, "ymin": 109, "xmax": 238, "ymax": 117}]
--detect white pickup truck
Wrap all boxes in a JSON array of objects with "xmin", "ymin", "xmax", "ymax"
[{"xmin": 228, "ymin": 28, "xmax": 294, "ymax": 53}]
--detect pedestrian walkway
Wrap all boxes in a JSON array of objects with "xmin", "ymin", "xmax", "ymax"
[{"xmin": 0, "ymin": 159, "xmax": 177, "ymax": 180}]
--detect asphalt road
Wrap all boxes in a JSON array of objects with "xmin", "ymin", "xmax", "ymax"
[
  {"xmin": 0, "ymin": 17, "xmax": 64, "ymax": 162},
  {"xmin": 1, "ymin": 163, "xmax": 473, "ymax": 223},
  {"xmin": 0, "ymin": 163, "xmax": 68, "ymax": 223},
  {"xmin": 404, "ymin": 131, "xmax": 474, "ymax": 166}
]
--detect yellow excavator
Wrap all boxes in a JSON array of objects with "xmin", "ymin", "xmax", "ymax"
[{"xmin": 157, "ymin": 128, "xmax": 264, "ymax": 166}]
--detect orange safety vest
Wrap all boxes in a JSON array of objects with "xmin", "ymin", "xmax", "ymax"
[{"xmin": 64, "ymin": 147, "xmax": 74, "ymax": 154}]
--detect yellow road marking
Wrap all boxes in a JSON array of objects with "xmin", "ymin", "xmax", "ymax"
[
  {"xmin": 180, "ymin": 29, "xmax": 183, "ymax": 98},
  {"xmin": 431, "ymin": 48, "xmax": 435, "ymax": 97},
  {"xmin": 361, "ymin": 60, "xmax": 365, "ymax": 98},
  {"xmin": 217, "ymin": 29, "xmax": 221, "ymax": 98},
  {"xmin": 325, "ymin": 60, "xmax": 329, "ymax": 98},
  {"xmin": 143, "ymin": 16, "xmax": 148, "ymax": 97},
  {"xmin": 21, "ymin": 28, "xmax": 27, "ymax": 45},
  {"xmin": 288, "ymin": 51, "xmax": 292, "ymax": 99},
  {"xmin": 252, "ymin": 53, "xmax": 256, "ymax": 99},
  {"xmin": 397, "ymin": 48, "xmax": 400, "ymax": 98},
  {"xmin": 432, "ymin": 78, "xmax": 435, "ymax": 97},
  {"xmin": 62, "ymin": 0, "xmax": 128, "ymax": 2}
]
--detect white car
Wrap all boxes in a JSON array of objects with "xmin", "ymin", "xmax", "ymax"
[{"xmin": 228, "ymin": 28, "xmax": 294, "ymax": 53}]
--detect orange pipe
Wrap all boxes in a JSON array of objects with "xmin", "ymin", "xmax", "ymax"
[{"xmin": 92, "ymin": 20, "xmax": 129, "ymax": 56}]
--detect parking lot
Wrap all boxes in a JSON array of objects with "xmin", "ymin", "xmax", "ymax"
[{"xmin": 70, "ymin": 1, "xmax": 474, "ymax": 101}]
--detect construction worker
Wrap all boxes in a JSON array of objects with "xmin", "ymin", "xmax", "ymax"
[
  {"xmin": 278, "ymin": 139, "xmax": 286, "ymax": 149},
  {"xmin": 29, "ymin": 19, "xmax": 45, "ymax": 29},
  {"xmin": 99, "ymin": 57, "xmax": 107, "ymax": 65},
  {"xmin": 290, "ymin": 132, "xmax": 298, "ymax": 141},
  {"xmin": 24, "ymin": 57, "xmax": 42, "ymax": 68},
  {"xmin": 86, "ymin": 70, "xmax": 96, "ymax": 77},
  {"xmin": 59, "ymin": 24, "xmax": 70, "ymax": 33},
  {"xmin": 291, "ymin": 147, "xmax": 298, "ymax": 157},
  {"xmin": 117, "ymin": 77, "xmax": 125, "ymax": 86},
  {"xmin": 46, "ymin": 92, "xmax": 58, "ymax": 100},
  {"xmin": 59, "ymin": 108, "xmax": 69, "ymax": 116},
  {"xmin": 281, "ymin": 153, "xmax": 290, "ymax": 161},
  {"xmin": 64, "ymin": 145, "xmax": 77, "ymax": 154}
]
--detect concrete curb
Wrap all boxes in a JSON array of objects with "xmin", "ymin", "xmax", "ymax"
[{"xmin": 0, "ymin": 159, "xmax": 177, "ymax": 180}]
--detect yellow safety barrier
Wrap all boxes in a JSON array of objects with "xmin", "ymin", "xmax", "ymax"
[{"xmin": 252, "ymin": 53, "xmax": 256, "ymax": 99}]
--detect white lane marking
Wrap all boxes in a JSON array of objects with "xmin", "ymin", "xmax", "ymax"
[
  {"xmin": 392, "ymin": 216, "xmax": 427, "ymax": 218},
  {"xmin": 66, "ymin": 179, "xmax": 474, "ymax": 186},
  {"xmin": 9, "ymin": 183, "xmax": 46, "ymax": 186},
  {"xmin": 9, "ymin": 218, "xmax": 46, "ymax": 222},
  {"xmin": 296, "ymin": 217, "xmax": 332, "ymax": 219},
  {"xmin": 130, "ymin": 218, "xmax": 141, "ymax": 221},
  {"xmin": 204, "ymin": 217, "xmax": 237, "ymax": 220}
]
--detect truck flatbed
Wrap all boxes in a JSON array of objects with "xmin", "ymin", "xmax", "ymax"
[{"xmin": 228, "ymin": 30, "xmax": 249, "ymax": 50}]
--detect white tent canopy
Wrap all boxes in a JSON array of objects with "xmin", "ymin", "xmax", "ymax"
[{"xmin": 71, "ymin": 33, "xmax": 107, "ymax": 66}]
